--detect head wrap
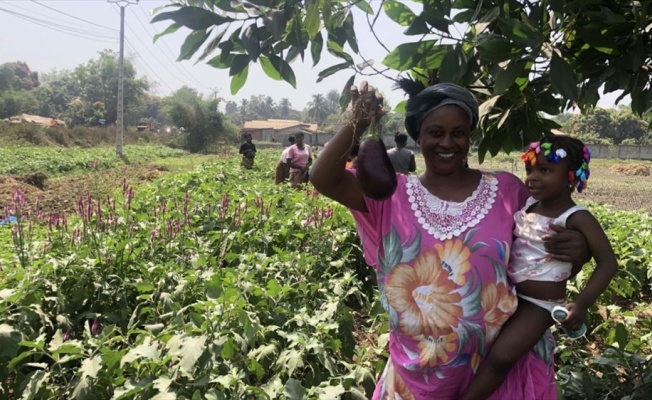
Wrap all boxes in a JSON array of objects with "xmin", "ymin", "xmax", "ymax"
[{"xmin": 404, "ymin": 83, "xmax": 479, "ymax": 142}]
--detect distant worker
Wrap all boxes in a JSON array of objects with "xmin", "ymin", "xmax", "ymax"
[
  {"xmin": 50, "ymin": 118, "xmax": 57, "ymax": 127},
  {"xmin": 239, "ymin": 133, "xmax": 257, "ymax": 169},
  {"xmin": 387, "ymin": 132, "xmax": 416, "ymax": 174},
  {"xmin": 286, "ymin": 132, "xmax": 312, "ymax": 188},
  {"xmin": 275, "ymin": 135, "xmax": 296, "ymax": 184}
]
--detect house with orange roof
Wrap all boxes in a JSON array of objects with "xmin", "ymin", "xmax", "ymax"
[{"xmin": 241, "ymin": 119, "xmax": 330, "ymax": 145}]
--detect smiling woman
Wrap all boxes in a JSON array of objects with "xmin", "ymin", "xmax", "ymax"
[{"xmin": 310, "ymin": 78, "xmax": 590, "ymax": 399}]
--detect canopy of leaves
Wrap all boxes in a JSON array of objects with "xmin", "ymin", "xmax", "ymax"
[{"xmin": 153, "ymin": 0, "xmax": 652, "ymax": 161}]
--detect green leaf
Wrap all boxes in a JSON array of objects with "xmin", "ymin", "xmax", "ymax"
[
  {"xmin": 477, "ymin": 35, "xmax": 514, "ymax": 62},
  {"xmin": 382, "ymin": 41, "xmax": 448, "ymax": 71},
  {"xmin": 550, "ymin": 54, "xmax": 578, "ymax": 101},
  {"xmin": 339, "ymin": 74, "xmax": 356, "ymax": 111},
  {"xmin": 153, "ymin": 23, "xmax": 181, "ymax": 43},
  {"xmin": 81, "ymin": 355, "xmax": 103, "ymax": 379},
  {"xmin": 304, "ymin": 1, "xmax": 320, "ymax": 40},
  {"xmin": 439, "ymin": 45, "xmax": 467, "ymax": 84},
  {"xmin": 152, "ymin": 7, "xmax": 232, "ymax": 30},
  {"xmin": 179, "ymin": 335, "xmax": 207, "ymax": 373},
  {"xmin": 230, "ymin": 65, "xmax": 249, "ymax": 95},
  {"xmin": 405, "ymin": 14, "xmax": 430, "ymax": 35},
  {"xmin": 267, "ymin": 55, "xmax": 297, "ymax": 88},
  {"xmin": 20, "ymin": 370, "xmax": 49, "ymax": 400},
  {"xmin": 494, "ymin": 60, "xmax": 528, "ymax": 94},
  {"xmin": 317, "ymin": 62, "xmax": 350, "ymax": 83},
  {"xmin": 383, "ymin": 0, "xmax": 415, "ymax": 26},
  {"xmin": 229, "ymin": 54, "xmax": 249, "ymax": 77},
  {"xmin": 615, "ymin": 323, "xmax": 628, "ymax": 350},
  {"xmin": 310, "ymin": 32, "xmax": 323, "ymax": 66},
  {"xmin": 0, "ymin": 323, "xmax": 21, "ymax": 357},
  {"xmin": 260, "ymin": 56, "xmax": 282, "ymax": 81},
  {"xmin": 327, "ymin": 40, "xmax": 354, "ymax": 65},
  {"xmin": 240, "ymin": 25, "xmax": 261, "ymax": 61},
  {"xmin": 353, "ymin": 1, "xmax": 374, "ymax": 14},
  {"xmin": 178, "ymin": 29, "xmax": 210, "ymax": 61},
  {"xmin": 497, "ymin": 16, "xmax": 539, "ymax": 46},
  {"xmin": 262, "ymin": 10, "xmax": 287, "ymax": 40},
  {"xmin": 135, "ymin": 282, "xmax": 154, "ymax": 293},
  {"xmin": 283, "ymin": 378, "xmax": 306, "ymax": 400},
  {"xmin": 196, "ymin": 28, "xmax": 228, "ymax": 62},
  {"xmin": 343, "ymin": 12, "xmax": 359, "ymax": 54}
]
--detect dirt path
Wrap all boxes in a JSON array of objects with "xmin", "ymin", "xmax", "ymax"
[{"xmin": 1, "ymin": 164, "xmax": 169, "ymax": 215}]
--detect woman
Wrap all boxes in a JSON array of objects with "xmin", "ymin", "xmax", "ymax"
[
  {"xmin": 286, "ymin": 132, "xmax": 312, "ymax": 188},
  {"xmin": 275, "ymin": 135, "xmax": 296, "ymax": 184},
  {"xmin": 310, "ymin": 80, "xmax": 588, "ymax": 399},
  {"xmin": 239, "ymin": 133, "xmax": 256, "ymax": 169}
]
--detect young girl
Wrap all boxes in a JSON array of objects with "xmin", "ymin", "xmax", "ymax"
[
  {"xmin": 461, "ymin": 135, "xmax": 618, "ymax": 400},
  {"xmin": 239, "ymin": 133, "xmax": 256, "ymax": 169}
]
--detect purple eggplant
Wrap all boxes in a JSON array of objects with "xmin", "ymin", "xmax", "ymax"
[{"xmin": 356, "ymin": 138, "xmax": 397, "ymax": 200}]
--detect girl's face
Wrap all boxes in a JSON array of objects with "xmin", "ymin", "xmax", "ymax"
[
  {"xmin": 418, "ymin": 105, "xmax": 472, "ymax": 175},
  {"xmin": 524, "ymin": 153, "xmax": 573, "ymax": 202}
]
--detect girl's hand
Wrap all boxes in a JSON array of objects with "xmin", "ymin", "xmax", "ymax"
[{"xmin": 560, "ymin": 302, "xmax": 587, "ymax": 331}]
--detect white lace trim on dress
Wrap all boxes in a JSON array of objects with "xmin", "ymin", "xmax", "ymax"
[{"xmin": 406, "ymin": 174, "xmax": 498, "ymax": 240}]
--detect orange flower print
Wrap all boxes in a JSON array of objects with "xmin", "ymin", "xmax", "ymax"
[
  {"xmin": 416, "ymin": 333, "xmax": 458, "ymax": 368},
  {"xmin": 435, "ymin": 239, "xmax": 471, "ymax": 285},
  {"xmin": 482, "ymin": 282, "xmax": 517, "ymax": 343},
  {"xmin": 385, "ymin": 249, "xmax": 463, "ymax": 337},
  {"xmin": 382, "ymin": 359, "xmax": 415, "ymax": 400}
]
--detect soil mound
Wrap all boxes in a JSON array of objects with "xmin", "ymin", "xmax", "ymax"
[
  {"xmin": 15, "ymin": 172, "xmax": 48, "ymax": 190},
  {"xmin": 609, "ymin": 163, "xmax": 650, "ymax": 176}
]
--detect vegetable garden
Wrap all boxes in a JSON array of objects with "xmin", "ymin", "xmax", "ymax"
[{"xmin": 1, "ymin": 149, "xmax": 651, "ymax": 399}]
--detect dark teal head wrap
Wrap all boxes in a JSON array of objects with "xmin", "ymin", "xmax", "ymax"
[{"xmin": 404, "ymin": 82, "xmax": 479, "ymax": 142}]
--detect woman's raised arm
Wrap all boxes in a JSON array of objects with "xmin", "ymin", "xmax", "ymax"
[{"xmin": 310, "ymin": 82, "xmax": 385, "ymax": 212}]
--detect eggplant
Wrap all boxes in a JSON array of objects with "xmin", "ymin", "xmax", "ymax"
[{"xmin": 356, "ymin": 138, "xmax": 397, "ymax": 200}]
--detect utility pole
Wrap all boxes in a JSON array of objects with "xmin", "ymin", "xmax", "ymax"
[{"xmin": 109, "ymin": 0, "xmax": 138, "ymax": 156}]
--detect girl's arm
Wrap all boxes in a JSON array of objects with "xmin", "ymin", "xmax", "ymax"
[{"xmin": 562, "ymin": 211, "xmax": 618, "ymax": 331}]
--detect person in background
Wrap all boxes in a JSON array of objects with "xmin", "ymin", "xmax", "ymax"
[
  {"xmin": 286, "ymin": 132, "xmax": 312, "ymax": 188},
  {"xmin": 275, "ymin": 135, "xmax": 296, "ymax": 184},
  {"xmin": 345, "ymin": 142, "xmax": 360, "ymax": 169},
  {"xmin": 460, "ymin": 135, "xmax": 617, "ymax": 400},
  {"xmin": 387, "ymin": 132, "xmax": 416, "ymax": 174},
  {"xmin": 239, "ymin": 133, "xmax": 256, "ymax": 169},
  {"xmin": 309, "ymin": 80, "xmax": 590, "ymax": 399}
]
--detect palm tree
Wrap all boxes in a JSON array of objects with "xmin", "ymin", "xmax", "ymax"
[
  {"xmin": 278, "ymin": 98, "xmax": 291, "ymax": 119},
  {"xmin": 307, "ymin": 93, "xmax": 328, "ymax": 126}
]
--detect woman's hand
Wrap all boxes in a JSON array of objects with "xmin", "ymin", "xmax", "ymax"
[
  {"xmin": 349, "ymin": 81, "xmax": 386, "ymax": 132},
  {"xmin": 542, "ymin": 223, "xmax": 591, "ymax": 276}
]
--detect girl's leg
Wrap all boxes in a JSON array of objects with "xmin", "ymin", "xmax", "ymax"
[{"xmin": 460, "ymin": 298, "xmax": 554, "ymax": 400}]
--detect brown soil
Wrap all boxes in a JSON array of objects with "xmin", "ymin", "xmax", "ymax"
[
  {"xmin": 609, "ymin": 163, "xmax": 650, "ymax": 176},
  {"xmin": 0, "ymin": 165, "xmax": 168, "ymax": 214}
]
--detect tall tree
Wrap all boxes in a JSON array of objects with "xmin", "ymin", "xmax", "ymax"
[
  {"xmin": 307, "ymin": 93, "xmax": 328, "ymax": 125},
  {"xmin": 154, "ymin": 0, "xmax": 652, "ymax": 160},
  {"xmin": 277, "ymin": 98, "xmax": 291, "ymax": 119},
  {"xmin": 162, "ymin": 86, "xmax": 226, "ymax": 153}
]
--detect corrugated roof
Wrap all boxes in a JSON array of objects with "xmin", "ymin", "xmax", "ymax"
[{"xmin": 243, "ymin": 119, "xmax": 318, "ymax": 132}]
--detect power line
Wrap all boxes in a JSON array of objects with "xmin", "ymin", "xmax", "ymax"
[
  {"xmin": 0, "ymin": 6, "xmax": 117, "ymax": 43},
  {"xmin": 30, "ymin": 0, "xmax": 116, "ymax": 31},
  {"xmin": 136, "ymin": 2, "xmax": 205, "ymax": 88}
]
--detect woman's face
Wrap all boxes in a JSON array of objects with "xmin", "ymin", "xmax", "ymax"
[
  {"xmin": 295, "ymin": 134, "xmax": 304, "ymax": 145},
  {"xmin": 418, "ymin": 105, "xmax": 472, "ymax": 175}
]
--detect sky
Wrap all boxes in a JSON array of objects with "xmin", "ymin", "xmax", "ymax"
[{"xmin": 0, "ymin": 0, "xmax": 625, "ymax": 113}]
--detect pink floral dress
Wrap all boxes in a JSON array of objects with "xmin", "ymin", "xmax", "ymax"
[{"xmin": 350, "ymin": 171, "xmax": 557, "ymax": 400}]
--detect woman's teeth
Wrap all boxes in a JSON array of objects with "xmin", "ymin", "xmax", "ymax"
[{"xmin": 439, "ymin": 153, "xmax": 454, "ymax": 158}]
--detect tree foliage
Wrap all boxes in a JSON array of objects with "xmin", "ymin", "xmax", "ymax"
[
  {"xmin": 154, "ymin": 0, "xmax": 652, "ymax": 160},
  {"xmin": 565, "ymin": 108, "xmax": 650, "ymax": 145},
  {"xmin": 162, "ymin": 86, "xmax": 227, "ymax": 153}
]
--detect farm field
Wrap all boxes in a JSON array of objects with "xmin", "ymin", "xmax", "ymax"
[{"xmin": 0, "ymin": 147, "xmax": 650, "ymax": 399}]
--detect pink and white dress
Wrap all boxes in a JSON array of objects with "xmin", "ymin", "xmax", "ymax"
[{"xmin": 350, "ymin": 171, "xmax": 557, "ymax": 400}]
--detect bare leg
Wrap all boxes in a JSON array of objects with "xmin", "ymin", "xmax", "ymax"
[{"xmin": 459, "ymin": 298, "xmax": 554, "ymax": 400}]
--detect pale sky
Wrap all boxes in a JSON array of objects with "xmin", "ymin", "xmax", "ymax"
[{"xmin": 0, "ymin": 0, "xmax": 624, "ymax": 112}]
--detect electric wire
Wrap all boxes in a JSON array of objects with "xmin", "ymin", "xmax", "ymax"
[
  {"xmin": 137, "ymin": 2, "xmax": 205, "ymax": 88},
  {"xmin": 29, "ymin": 0, "xmax": 116, "ymax": 31},
  {"xmin": 0, "ymin": 6, "xmax": 117, "ymax": 43}
]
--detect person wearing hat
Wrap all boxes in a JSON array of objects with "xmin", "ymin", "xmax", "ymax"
[
  {"xmin": 309, "ymin": 79, "xmax": 590, "ymax": 399},
  {"xmin": 387, "ymin": 132, "xmax": 416, "ymax": 174}
]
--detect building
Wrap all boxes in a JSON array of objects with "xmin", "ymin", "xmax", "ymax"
[{"xmin": 241, "ymin": 119, "xmax": 332, "ymax": 145}]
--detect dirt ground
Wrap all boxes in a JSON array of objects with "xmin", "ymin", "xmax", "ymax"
[{"xmin": 0, "ymin": 165, "xmax": 168, "ymax": 215}]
